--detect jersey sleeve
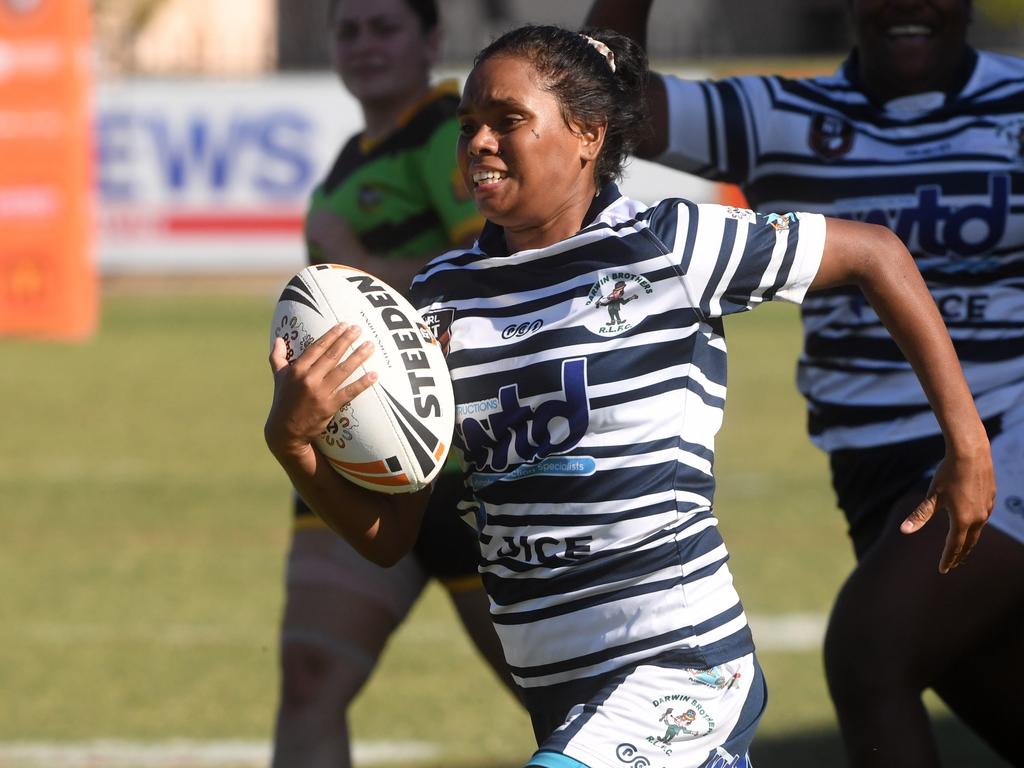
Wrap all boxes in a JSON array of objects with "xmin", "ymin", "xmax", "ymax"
[
  {"xmin": 647, "ymin": 199, "xmax": 826, "ymax": 318},
  {"xmin": 418, "ymin": 119, "xmax": 484, "ymax": 246},
  {"xmin": 656, "ymin": 74, "xmax": 767, "ymax": 185}
]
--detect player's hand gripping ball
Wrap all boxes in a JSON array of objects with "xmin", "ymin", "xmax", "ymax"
[{"xmin": 270, "ymin": 265, "xmax": 454, "ymax": 493}]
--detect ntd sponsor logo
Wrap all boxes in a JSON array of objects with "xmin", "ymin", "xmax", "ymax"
[
  {"xmin": 838, "ymin": 174, "xmax": 1009, "ymax": 257},
  {"xmin": 97, "ymin": 109, "xmax": 315, "ymax": 202},
  {"xmin": 460, "ymin": 358, "xmax": 589, "ymax": 472}
]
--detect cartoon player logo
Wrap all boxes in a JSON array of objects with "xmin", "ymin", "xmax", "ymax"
[
  {"xmin": 596, "ymin": 280, "xmax": 638, "ymax": 325},
  {"xmin": 654, "ymin": 707, "xmax": 698, "ymax": 744},
  {"xmin": 584, "ymin": 272, "xmax": 654, "ymax": 336}
]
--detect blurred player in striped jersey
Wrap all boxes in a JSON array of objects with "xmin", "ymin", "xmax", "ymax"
[
  {"xmin": 265, "ymin": 23, "xmax": 993, "ymax": 768},
  {"xmin": 588, "ymin": 0, "xmax": 1024, "ymax": 764}
]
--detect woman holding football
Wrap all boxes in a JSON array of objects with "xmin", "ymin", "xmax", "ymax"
[
  {"xmin": 270, "ymin": 1, "xmax": 515, "ymax": 766},
  {"xmin": 265, "ymin": 24, "xmax": 993, "ymax": 768}
]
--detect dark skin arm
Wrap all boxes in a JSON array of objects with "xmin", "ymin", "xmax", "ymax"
[
  {"xmin": 585, "ymin": 0, "xmax": 668, "ymax": 157},
  {"xmin": 814, "ymin": 219, "xmax": 994, "ymax": 573},
  {"xmin": 264, "ymin": 324, "xmax": 430, "ymax": 566}
]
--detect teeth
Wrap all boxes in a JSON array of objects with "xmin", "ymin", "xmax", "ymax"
[
  {"xmin": 887, "ymin": 24, "xmax": 932, "ymax": 36},
  {"xmin": 472, "ymin": 170, "xmax": 506, "ymax": 184}
]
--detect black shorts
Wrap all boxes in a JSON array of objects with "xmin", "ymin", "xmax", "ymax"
[
  {"xmin": 292, "ymin": 470, "xmax": 481, "ymax": 582},
  {"xmin": 829, "ymin": 414, "xmax": 1003, "ymax": 560}
]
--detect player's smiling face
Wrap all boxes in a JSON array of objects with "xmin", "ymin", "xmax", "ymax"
[
  {"xmin": 456, "ymin": 54, "xmax": 603, "ymax": 251},
  {"xmin": 331, "ymin": 0, "xmax": 436, "ymax": 107},
  {"xmin": 851, "ymin": 0, "xmax": 971, "ymax": 100}
]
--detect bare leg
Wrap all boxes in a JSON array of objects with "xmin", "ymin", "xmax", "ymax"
[
  {"xmin": 271, "ymin": 528, "xmax": 426, "ymax": 768},
  {"xmin": 825, "ymin": 489, "xmax": 1024, "ymax": 767}
]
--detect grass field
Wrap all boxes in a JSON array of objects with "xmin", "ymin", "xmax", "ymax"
[{"xmin": 0, "ymin": 287, "xmax": 1009, "ymax": 767}]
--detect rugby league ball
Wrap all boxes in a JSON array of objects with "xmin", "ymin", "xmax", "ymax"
[{"xmin": 270, "ymin": 264, "xmax": 454, "ymax": 494}]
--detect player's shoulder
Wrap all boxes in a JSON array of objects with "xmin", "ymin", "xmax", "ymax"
[{"xmin": 969, "ymin": 50, "xmax": 1024, "ymax": 93}]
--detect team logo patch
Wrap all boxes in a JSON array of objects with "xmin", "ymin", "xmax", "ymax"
[
  {"xmin": 422, "ymin": 307, "xmax": 455, "ymax": 356},
  {"xmin": 762, "ymin": 211, "xmax": 798, "ymax": 232},
  {"xmin": 809, "ymin": 112, "xmax": 855, "ymax": 160},
  {"xmin": 996, "ymin": 118, "xmax": 1024, "ymax": 160},
  {"xmin": 584, "ymin": 272, "xmax": 654, "ymax": 336},
  {"xmin": 647, "ymin": 696, "xmax": 717, "ymax": 756},
  {"xmin": 357, "ymin": 183, "xmax": 384, "ymax": 212}
]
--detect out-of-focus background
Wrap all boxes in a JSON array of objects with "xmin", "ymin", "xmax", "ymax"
[{"xmin": 0, "ymin": 1, "xmax": 1020, "ymax": 766}]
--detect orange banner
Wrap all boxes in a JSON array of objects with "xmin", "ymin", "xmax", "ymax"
[{"xmin": 0, "ymin": 0, "xmax": 96, "ymax": 340}]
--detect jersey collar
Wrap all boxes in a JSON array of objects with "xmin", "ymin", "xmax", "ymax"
[
  {"xmin": 840, "ymin": 47, "xmax": 979, "ymax": 114},
  {"xmin": 477, "ymin": 183, "xmax": 623, "ymax": 257}
]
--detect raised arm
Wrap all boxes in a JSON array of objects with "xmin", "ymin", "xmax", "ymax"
[
  {"xmin": 585, "ymin": 0, "xmax": 668, "ymax": 158},
  {"xmin": 264, "ymin": 324, "xmax": 430, "ymax": 566},
  {"xmin": 813, "ymin": 219, "xmax": 995, "ymax": 572}
]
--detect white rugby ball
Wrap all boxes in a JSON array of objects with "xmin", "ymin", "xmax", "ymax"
[{"xmin": 270, "ymin": 264, "xmax": 454, "ymax": 494}]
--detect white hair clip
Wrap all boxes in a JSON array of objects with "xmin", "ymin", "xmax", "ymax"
[{"xmin": 580, "ymin": 34, "xmax": 616, "ymax": 74}]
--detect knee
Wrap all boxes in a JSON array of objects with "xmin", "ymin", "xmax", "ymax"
[{"xmin": 278, "ymin": 641, "xmax": 366, "ymax": 715}]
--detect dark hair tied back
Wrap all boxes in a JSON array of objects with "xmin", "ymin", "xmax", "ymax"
[{"xmin": 474, "ymin": 24, "xmax": 650, "ymax": 188}]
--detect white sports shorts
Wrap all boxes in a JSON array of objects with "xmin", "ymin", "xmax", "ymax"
[{"xmin": 525, "ymin": 653, "xmax": 764, "ymax": 768}]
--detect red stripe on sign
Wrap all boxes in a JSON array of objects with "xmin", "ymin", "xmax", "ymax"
[{"xmin": 163, "ymin": 212, "xmax": 305, "ymax": 234}]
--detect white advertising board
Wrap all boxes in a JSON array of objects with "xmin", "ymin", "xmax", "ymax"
[{"xmin": 96, "ymin": 73, "xmax": 716, "ymax": 274}]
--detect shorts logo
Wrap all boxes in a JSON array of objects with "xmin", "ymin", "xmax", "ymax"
[
  {"xmin": 422, "ymin": 307, "xmax": 455, "ymax": 356},
  {"xmin": 687, "ymin": 666, "xmax": 743, "ymax": 691},
  {"xmin": 809, "ymin": 112, "xmax": 855, "ymax": 159},
  {"xmin": 584, "ymin": 272, "xmax": 654, "ymax": 336},
  {"xmin": 647, "ymin": 695, "xmax": 717, "ymax": 756},
  {"xmin": 615, "ymin": 743, "xmax": 651, "ymax": 767}
]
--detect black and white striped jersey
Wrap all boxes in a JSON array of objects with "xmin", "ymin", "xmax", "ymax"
[
  {"xmin": 659, "ymin": 50, "xmax": 1024, "ymax": 451},
  {"xmin": 411, "ymin": 185, "xmax": 824, "ymax": 689}
]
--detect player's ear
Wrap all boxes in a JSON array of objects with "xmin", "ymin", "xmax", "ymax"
[{"xmin": 577, "ymin": 121, "xmax": 606, "ymax": 163}]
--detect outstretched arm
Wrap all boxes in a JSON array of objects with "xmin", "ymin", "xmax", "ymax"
[
  {"xmin": 264, "ymin": 324, "xmax": 429, "ymax": 566},
  {"xmin": 585, "ymin": 0, "xmax": 668, "ymax": 158},
  {"xmin": 813, "ymin": 219, "xmax": 995, "ymax": 573}
]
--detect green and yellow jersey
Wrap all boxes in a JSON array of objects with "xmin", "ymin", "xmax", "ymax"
[{"xmin": 306, "ymin": 80, "xmax": 482, "ymax": 263}]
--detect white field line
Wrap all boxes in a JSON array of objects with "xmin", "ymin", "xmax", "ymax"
[
  {"xmin": 747, "ymin": 612, "xmax": 827, "ymax": 652},
  {"xmin": 14, "ymin": 613, "xmax": 828, "ymax": 652},
  {"xmin": 0, "ymin": 739, "xmax": 439, "ymax": 767}
]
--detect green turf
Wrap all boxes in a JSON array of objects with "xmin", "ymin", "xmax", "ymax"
[{"xmin": 0, "ymin": 293, "xmax": 1007, "ymax": 766}]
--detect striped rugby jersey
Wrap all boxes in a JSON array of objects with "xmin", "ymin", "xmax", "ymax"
[
  {"xmin": 659, "ymin": 50, "xmax": 1024, "ymax": 452},
  {"xmin": 410, "ymin": 185, "xmax": 825, "ymax": 689}
]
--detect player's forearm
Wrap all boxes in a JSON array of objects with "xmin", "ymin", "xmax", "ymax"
[
  {"xmin": 814, "ymin": 220, "xmax": 988, "ymax": 456},
  {"xmin": 586, "ymin": 0, "xmax": 653, "ymax": 46},
  {"xmin": 266, "ymin": 435, "xmax": 421, "ymax": 566}
]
